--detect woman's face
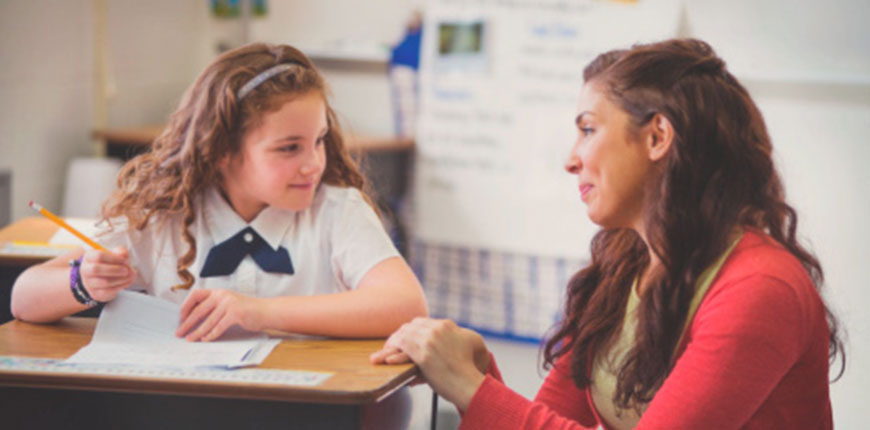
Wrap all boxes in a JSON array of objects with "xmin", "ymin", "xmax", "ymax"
[{"xmin": 565, "ymin": 83, "xmax": 656, "ymax": 230}]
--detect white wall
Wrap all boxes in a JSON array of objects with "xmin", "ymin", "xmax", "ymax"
[
  {"xmin": 0, "ymin": 0, "xmax": 210, "ymax": 221},
  {"xmin": 104, "ymin": 1, "xmax": 211, "ymax": 128},
  {"xmin": 247, "ymin": 0, "xmax": 416, "ymax": 136},
  {"xmin": 0, "ymin": 1, "xmax": 95, "ymax": 221}
]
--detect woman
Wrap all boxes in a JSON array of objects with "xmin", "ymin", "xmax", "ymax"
[{"xmin": 371, "ymin": 39, "xmax": 844, "ymax": 429}]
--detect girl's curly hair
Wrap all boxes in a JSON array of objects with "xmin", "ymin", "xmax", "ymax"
[{"xmin": 101, "ymin": 43, "xmax": 370, "ymax": 290}]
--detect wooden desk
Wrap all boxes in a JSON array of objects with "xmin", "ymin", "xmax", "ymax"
[
  {"xmin": 0, "ymin": 317, "xmax": 416, "ymax": 429},
  {"xmin": 0, "ymin": 217, "xmax": 60, "ymax": 267}
]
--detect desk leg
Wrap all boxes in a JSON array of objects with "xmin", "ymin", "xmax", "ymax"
[{"xmin": 0, "ymin": 386, "xmax": 360, "ymax": 430}]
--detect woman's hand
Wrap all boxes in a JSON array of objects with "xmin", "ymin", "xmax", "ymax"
[
  {"xmin": 79, "ymin": 246, "xmax": 137, "ymax": 303},
  {"xmin": 370, "ymin": 318, "xmax": 491, "ymax": 411},
  {"xmin": 176, "ymin": 289, "xmax": 265, "ymax": 342}
]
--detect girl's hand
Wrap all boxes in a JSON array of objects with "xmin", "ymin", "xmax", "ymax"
[
  {"xmin": 79, "ymin": 246, "xmax": 137, "ymax": 303},
  {"xmin": 369, "ymin": 318, "xmax": 491, "ymax": 411},
  {"xmin": 176, "ymin": 289, "xmax": 265, "ymax": 342}
]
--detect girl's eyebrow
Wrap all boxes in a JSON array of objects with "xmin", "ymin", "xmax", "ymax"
[
  {"xmin": 273, "ymin": 135, "xmax": 304, "ymax": 143},
  {"xmin": 271, "ymin": 126, "xmax": 328, "ymax": 143}
]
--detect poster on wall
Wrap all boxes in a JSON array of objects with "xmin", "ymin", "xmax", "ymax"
[{"xmin": 413, "ymin": 0, "xmax": 681, "ymax": 259}]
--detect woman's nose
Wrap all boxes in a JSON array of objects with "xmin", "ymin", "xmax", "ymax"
[{"xmin": 565, "ymin": 142, "xmax": 582, "ymax": 174}]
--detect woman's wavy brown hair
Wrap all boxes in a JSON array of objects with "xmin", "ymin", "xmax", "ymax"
[
  {"xmin": 101, "ymin": 43, "xmax": 371, "ymax": 290},
  {"xmin": 543, "ymin": 38, "xmax": 845, "ymax": 412}
]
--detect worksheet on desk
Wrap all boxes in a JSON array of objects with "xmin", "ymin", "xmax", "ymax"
[{"xmin": 67, "ymin": 290, "xmax": 279, "ymax": 368}]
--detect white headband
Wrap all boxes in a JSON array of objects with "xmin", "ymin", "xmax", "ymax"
[{"xmin": 237, "ymin": 63, "xmax": 301, "ymax": 99}]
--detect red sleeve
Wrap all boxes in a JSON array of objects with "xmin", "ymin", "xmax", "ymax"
[
  {"xmin": 484, "ymin": 351, "xmax": 504, "ymax": 382},
  {"xmin": 637, "ymin": 274, "xmax": 809, "ymax": 429},
  {"xmin": 460, "ymin": 273, "xmax": 816, "ymax": 430},
  {"xmin": 459, "ymin": 351, "xmax": 599, "ymax": 430}
]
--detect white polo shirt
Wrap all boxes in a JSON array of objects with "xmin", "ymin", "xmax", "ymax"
[{"xmin": 97, "ymin": 185, "xmax": 400, "ymax": 304}]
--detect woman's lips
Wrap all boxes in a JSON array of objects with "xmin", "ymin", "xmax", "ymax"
[{"xmin": 579, "ymin": 184, "xmax": 593, "ymax": 200}]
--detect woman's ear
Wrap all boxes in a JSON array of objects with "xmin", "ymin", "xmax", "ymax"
[{"xmin": 645, "ymin": 113, "xmax": 674, "ymax": 162}]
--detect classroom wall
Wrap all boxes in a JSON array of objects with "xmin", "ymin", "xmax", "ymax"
[
  {"xmin": 0, "ymin": 0, "xmax": 210, "ymax": 222},
  {"xmin": 0, "ymin": 0, "xmax": 96, "ymax": 221},
  {"xmin": 246, "ymin": 0, "xmax": 416, "ymax": 136}
]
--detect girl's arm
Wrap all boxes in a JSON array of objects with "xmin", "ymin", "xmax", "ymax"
[
  {"xmin": 260, "ymin": 256, "xmax": 428, "ymax": 336},
  {"xmin": 11, "ymin": 249, "xmax": 89, "ymax": 322},
  {"xmin": 177, "ymin": 256, "xmax": 428, "ymax": 341},
  {"xmin": 11, "ymin": 247, "xmax": 137, "ymax": 323}
]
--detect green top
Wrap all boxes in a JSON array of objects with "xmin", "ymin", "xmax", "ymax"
[{"xmin": 589, "ymin": 232, "xmax": 743, "ymax": 430}]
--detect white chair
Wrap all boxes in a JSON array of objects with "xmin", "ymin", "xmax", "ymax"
[{"xmin": 62, "ymin": 157, "xmax": 122, "ymax": 218}]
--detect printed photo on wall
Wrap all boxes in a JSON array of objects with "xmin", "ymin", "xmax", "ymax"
[
  {"xmin": 435, "ymin": 19, "xmax": 489, "ymax": 75},
  {"xmin": 210, "ymin": 0, "xmax": 268, "ymax": 18}
]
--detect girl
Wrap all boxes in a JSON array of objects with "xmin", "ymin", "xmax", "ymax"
[
  {"xmin": 11, "ymin": 43, "xmax": 429, "ymax": 342},
  {"xmin": 372, "ymin": 39, "xmax": 844, "ymax": 429}
]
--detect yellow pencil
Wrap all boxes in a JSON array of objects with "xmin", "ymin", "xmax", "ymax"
[{"xmin": 28, "ymin": 200, "xmax": 107, "ymax": 252}]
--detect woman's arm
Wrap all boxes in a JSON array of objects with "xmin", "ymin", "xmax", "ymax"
[
  {"xmin": 11, "ymin": 247, "xmax": 137, "ymax": 322},
  {"xmin": 176, "ymin": 256, "xmax": 429, "ymax": 341},
  {"xmin": 369, "ymin": 318, "xmax": 600, "ymax": 430},
  {"xmin": 460, "ymin": 361, "xmax": 600, "ymax": 429}
]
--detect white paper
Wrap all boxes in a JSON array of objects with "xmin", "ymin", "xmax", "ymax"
[{"xmin": 67, "ymin": 290, "xmax": 280, "ymax": 368}]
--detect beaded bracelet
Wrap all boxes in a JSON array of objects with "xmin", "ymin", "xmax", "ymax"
[{"xmin": 69, "ymin": 257, "xmax": 99, "ymax": 307}]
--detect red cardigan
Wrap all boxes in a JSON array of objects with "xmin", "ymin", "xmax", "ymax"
[{"xmin": 460, "ymin": 230, "xmax": 833, "ymax": 429}]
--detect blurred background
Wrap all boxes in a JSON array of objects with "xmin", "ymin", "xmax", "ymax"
[{"xmin": 1, "ymin": 0, "xmax": 868, "ymax": 428}]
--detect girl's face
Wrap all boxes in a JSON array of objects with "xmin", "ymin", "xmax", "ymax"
[
  {"xmin": 564, "ymin": 84, "xmax": 656, "ymax": 230},
  {"xmin": 221, "ymin": 91, "xmax": 327, "ymax": 221}
]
